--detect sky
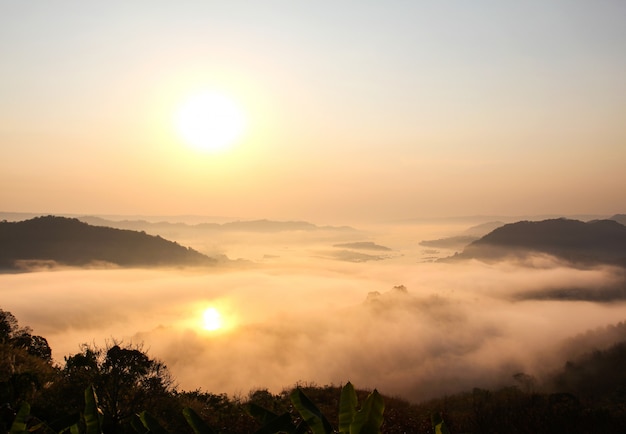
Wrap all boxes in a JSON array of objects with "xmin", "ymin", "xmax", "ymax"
[{"xmin": 1, "ymin": 1, "xmax": 625, "ymax": 223}]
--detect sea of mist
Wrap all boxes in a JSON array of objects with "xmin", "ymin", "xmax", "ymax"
[{"xmin": 2, "ymin": 219, "xmax": 626, "ymax": 402}]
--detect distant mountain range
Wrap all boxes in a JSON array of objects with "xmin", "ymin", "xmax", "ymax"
[
  {"xmin": 0, "ymin": 213, "xmax": 356, "ymax": 240},
  {"xmin": 322, "ymin": 241, "xmax": 396, "ymax": 263},
  {"xmin": 332, "ymin": 241, "xmax": 392, "ymax": 251},
  {"xmin": 0, "ymin": 216, "xmax": 217, "ymax": 271},
  {"xmin": 78, "ymin": 216, "xmax": 354, "ymax": 233},
  {"xmin": 419, "ymin": 221, "xmax": 508, "ymax": 250},
  {"xmin": 444, "ymin": 218, "xmax": 626, "ymax": 267},
  {"xmin": 419, "ymin": 235, "xmax": 480, "ymax": 250},
  {"xmin": 65, "ymin": 216, "xmax": 355, "ymax": 245}
]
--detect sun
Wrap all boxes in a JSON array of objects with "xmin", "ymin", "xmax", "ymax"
[
  {"xmin": 175, "ymin": 91, "xmax": 246, "ymax": 152},
  {"xmin": 202, "ymin": 307, "xmax": 223, "ymax": 331}
]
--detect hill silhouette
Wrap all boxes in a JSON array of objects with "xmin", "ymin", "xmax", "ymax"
[
  {"xmin": 443, "ymin": 218, "xmax": 626, "ymax": 267},
  {"xmin": 0, "ymin": 216, "xmax": 216, "ymax": 270}
]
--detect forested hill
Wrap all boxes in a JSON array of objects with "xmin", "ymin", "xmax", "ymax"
[
  {"xmin": 444, "ymin": 218, "xmax": 626, "ymax": 267},
  {"xmin": 0, "ymin": 216, "xmax": 216, "ymax": 270}
]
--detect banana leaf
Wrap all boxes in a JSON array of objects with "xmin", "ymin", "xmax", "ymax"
[
  {"xmin": 349, "ymin": 390, "xmax": 384, "ymax": 434},
  {"xmin": 9, "ymin": 401, "xmax": 29, "ymax": 434},
  {"xmin": 289, "ymin": 388, "xmax": 333, "ymax": 434},
  {"xmin": 338, "ymin": 382, "xmax": 357, "ymax": 434},
  {"xmin": 182, "ymin": 407, "xmax": 217, "ymax": 434}
]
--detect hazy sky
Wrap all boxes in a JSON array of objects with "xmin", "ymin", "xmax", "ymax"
[{"xmin": 1, "ymin": 1, "xmax": 625, "ymax": 222}]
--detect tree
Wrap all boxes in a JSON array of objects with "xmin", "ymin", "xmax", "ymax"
[
  {"xmin": 59, "ymin": 342, "xmax": 178, "ymax": 433},
  {"xmin": 0, "ymin": 308, "xmax": 57, "ymax": 430},
  {"xmin": 0, "ymin": 308, "xmax": 51, "ymax": 362},
  {"xmin": 0, "ymin": 309, "xmax": 19, "ymax": 343},
  {"xmin": 11, "ymin": 332, "xmax": 52, "ymax": 362}
]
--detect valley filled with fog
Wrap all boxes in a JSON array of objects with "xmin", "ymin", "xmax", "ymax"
[{"xmin": 2, "ymin": 217, "xmax": 625, "ymax": 402}]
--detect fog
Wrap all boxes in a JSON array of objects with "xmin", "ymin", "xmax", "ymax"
[{"xmin": 2, "ymin": 220, "xmax": 625, "ymax": 402}]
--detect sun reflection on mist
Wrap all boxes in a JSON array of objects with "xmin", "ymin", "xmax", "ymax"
[
  {"xmin": 191, "ymin": 302, "xmax": 238, "ymax": 334},
  {"xmin": 202, "ymin": 307, "xmax": 222, "ymax": 331}
]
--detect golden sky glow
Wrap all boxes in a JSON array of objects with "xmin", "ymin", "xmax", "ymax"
[{"xmin": 1, "ymin": 1, "xmax": 625, "ymax": 222}]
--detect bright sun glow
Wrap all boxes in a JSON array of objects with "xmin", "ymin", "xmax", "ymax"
[
  {"xmin": 202, "ymin": 307, "xmax": 223, "ymax": 331},
  {"xmin": 175, "ymin": 91, "xmax": 246, "ymax": 152}
]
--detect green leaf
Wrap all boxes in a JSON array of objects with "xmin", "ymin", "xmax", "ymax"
[
  {"xmin": 289, "ymin": 388, "xmax": 333, "ymax": 434},
  {"xmin": 349, "ymin": 390, "xmax": 384, "ymax": 434},
  {"xmin": 139, "ymin": 411, "xmax": 171, "ymax": 434},
  {"xmin": 84, "ymin": 385, "xmax": 103, "ymax": 434},
  {"xmin": 182, "ymin": 407, "xmax": 217, "ymax": 434},
  {"xmin": 9, "ymin": 401, "xmax": 29, "ymax": 434},
  {"xmin": 431, "ymin": 413, "xmax": 451, "ymax": 434},
  {"xmin": 338, "ymin": 382, "xmax": 358, "ymax": 434}
]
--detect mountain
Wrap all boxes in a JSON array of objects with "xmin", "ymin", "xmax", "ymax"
[
  {"xmin": 462, "ymin": 220, "xmax": 506, "ymax": 236},
  {"xmin": 77, "ymin": 216, "xmax": 355, "ymax": 240},
  {"xmin": 418, "ymin": 221, "xmax": 505, "ymax": 251},
  {"xmin": 419, "ymin": 235, "xmax": 478, "ymax": 250},
  {"xmin": 0, "ymin": 216, "xmax": 217, "ymax": 270},
  {"xmin": 443, "ymin": 218, "xmax": 626, "ymax": 267},
  {"xmin": 332, "ymin": 241, "xmax": 392, "ymax": 251}
]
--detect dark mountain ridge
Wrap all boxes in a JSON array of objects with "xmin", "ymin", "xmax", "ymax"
[
  {"xmin": 444, "ymin": 218, "xmax": 626, "ymax": 267},
  {"xmin": 0, "ymin": 216, "xmax": 216, "ymax": 270}
]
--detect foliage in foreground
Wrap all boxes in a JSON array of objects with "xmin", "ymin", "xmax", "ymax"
[
  {"xmin": 3, "ymin": 307, "xmax": 626, "ymax": 433},
  {"xmin": 4, "ymin": 383, "xmax": 386, "ymax": 434},
  {"xmin": 249, "ymin": 382, "xmax": 384, "ymax": 434}
]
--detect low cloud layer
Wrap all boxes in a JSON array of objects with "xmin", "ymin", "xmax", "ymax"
[{"xmin": 2, "ymin": 226, "xmax": 625, "ymax": 402}]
